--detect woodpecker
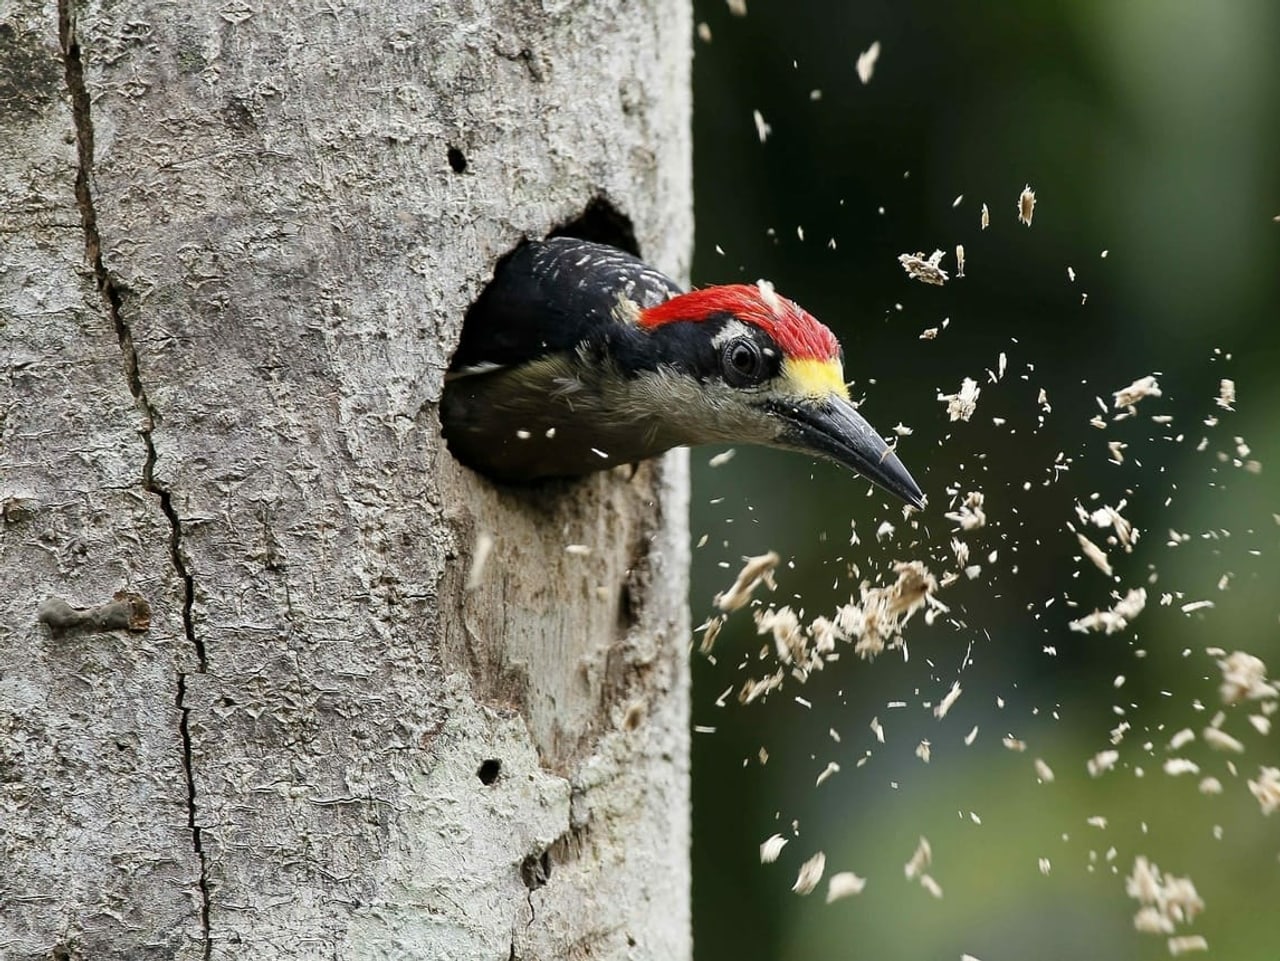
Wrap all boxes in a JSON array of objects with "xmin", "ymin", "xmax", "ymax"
[{"xmin": 441, "ymin": 236, "xmax": 924, "ymax": 508}]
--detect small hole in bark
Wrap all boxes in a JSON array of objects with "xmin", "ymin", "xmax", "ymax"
[
  {"xmin": 217, "ymin": 696, "xmax": 236, "ymax": 708},
  {"xmin": 520, "ymin": 850, "xmax": 552, "ymax": 890},
  {"xmin": 477, "ymin": 758, "xmax": 501, "ymax": 784},
  {"xmin": 617, "ymin": 580, "xmax": 638, "ymax": 634},
  {"xmin": 447, "ymin": 146, "xmax": 467, "ymax": 173},
  {"xmin": 622, "ymin": 701, "xmax": 646, "ymax": 731}
]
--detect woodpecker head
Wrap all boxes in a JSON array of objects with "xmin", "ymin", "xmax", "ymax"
[
  {"xmin": 628, "ymin": 280, "xmax": 924, "ymax": 508},
  {"xmin": 442, "ymin": 237, "xmax": 923, "ymax": 506}
]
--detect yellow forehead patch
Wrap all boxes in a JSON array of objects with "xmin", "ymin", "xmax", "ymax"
[{"xmin": 784, "ymin": 357, "xmax": 849, "ymax": 399}]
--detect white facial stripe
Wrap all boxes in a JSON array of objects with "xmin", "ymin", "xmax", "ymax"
[{"xmin": 710, "ymin": 318, "xmax": 753, "ymax": 349}]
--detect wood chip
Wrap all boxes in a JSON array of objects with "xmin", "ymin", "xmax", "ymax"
[
  {"xmin": 792, "ymin": 852, "xmax": 826, "ymax": 895},
  {"xmin": 715, "ymin": 551, "xmax": 780, "ymax": 612},
  {"xmin": 938, "ymin": 377, "xmax": 980, "ymax": 422},
  {"xmin": 899, "ymin": 249, "xmax": 949, "ymax": 285},
  {"xmin": 1113, "ymin": 375, "xmax": 1163, "ymax": 409},
  {"xmin": 1018, "ymin": 185, "xmax": 1036, "ymax": 226},
  {"xmin": 825, "ymin": 871, "xmax": 867, "ymax": 902},
  {"xmin": 760, "ymin": 833, "xmax": 788, "ymax": 863},
  {"xmin": 855, "ymin": 41, "xmax": 881, "ymax": 84}
]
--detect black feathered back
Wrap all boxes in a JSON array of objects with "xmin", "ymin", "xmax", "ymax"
[{"xmin": 449, "ymin": 237, "xmax": 682, "ymax": 373}]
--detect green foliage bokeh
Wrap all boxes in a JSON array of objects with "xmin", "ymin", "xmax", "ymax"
[{"xmin": 688, "ymin": 3, "xmax": 1280, "ymax": 959}]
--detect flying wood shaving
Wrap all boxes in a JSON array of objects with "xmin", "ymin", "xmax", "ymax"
[
  {"xmin": 934, "ymin": 681, "xmax": 962, "ymax": 719},
  {"xmin": 809, "ymin": 616, "xmax": 839, "ymax": 655},
  {"xmin": 955, "ymin": 244, "xmax": 965, "ymax": 278},
  {"xmin": 757, "ymin": 606, "xmax": 805, "ymax": 665},
  {"xmin": 815, "ymin": 761, "xmax": 840, "ymax": 786},
  {"xmin": 726, "ymin": 0, "xmax": 747, "ymax": 15},
  {"xmin": 1201, "ymin": 727, "xmax": 1244, "ymax": 753},
  {"xmin": 793, "ymin": 852, "xmax": 826, "ymax": 895},
  {"xmin": 855, "ymin": 40, "xmax": 881, "ymax": 84},
  {"xmin": 939, "ymin": 377, "xmax": 981, "ymax": 422},
  {"xmin": 739, "ymin": 668, "xmax": 785, "ymax": 705},
  {"xmin": 1018, "ymin": 185, "xmax": 1036, "ymax": 225},
  {"xmin": 1169, "ymin": 728, "xmax": 1195, "ymax": 750},
  {"xmin": 752, "ymin": 109, "xmax": 771, "ymax": 143},
  {"xmin": 1168, "ymin": 936, "xmax": 1209, "ymax": 956},
  {"xmin": 945, "ymin": 491, "xmax": 986, "ymax": 531},
  {"xmin": 1076, "ymin": 532, "xmax": 1113, "ymax": 576},
  {"xmin": 697, "ymin": 615, "xmax": 725, "ymax": 655},
  {"xmin": 1113, "ymin": 375, "xmax": 1163, "ymax": 409},
  {"xmin": 1088, "ymin": 749, "xmax": 1120, "ymax": 777},
  {"xmin": 825, "ymin": 871, "xmax": 867, "ymax": 902},
  {"xmin": 735, "ymin": 562, "xmax": 944, "ymax": 699},
  {"xmin": 1126, "ymin": 856, "xmax": 1204, "ymax": 937},
  {"xmin": 760, "ymin": 834, "xmax": 788, "ymax": 863},
  {"xmin": 903, "ymin": 836, "xmax": 932, "ymax": 880},
  {"xmin": 1090, "ymin": 502, "xmax": 1138, "ymax": 551},
  {"xmin": 1069, "ymin": 587, "xmax": 1147, "ymax": 635},
  {"xmin": 1248, "ymin": 766, "xmax": 1280, "ymax": 815},
  {"xmin": 837, "ymin": 561, "xmax": 941, "ymax": 660},
  {"xmin": 1034, "ymin": 758, "xmax": 1055, "ymax": 782},
  {"xmin": 1217, "ymin": 650, "xmax": 1277, "ymax": 703},
  {"xmin": 716, "ymin": 551, "xmax": 780, "ymax": 611},
  {"xmin": 899, "ymin": 249, "xmax": 949, "ymax": 285},
  {"xmin": 1216, "ymin": 378, "xmax": 1236, "ymax": 411},
  {"xmin": 981, "ymin": 203, "xmax": 990, "ymax": 229}
]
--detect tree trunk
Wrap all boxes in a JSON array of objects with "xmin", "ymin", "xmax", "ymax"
[{"xmin": 0, "ymin": 1, "xmax": 692, "ymax": 958}]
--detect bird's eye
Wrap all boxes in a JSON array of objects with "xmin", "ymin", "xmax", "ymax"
[{"xmin": 721, "ymin": 338, "xmax": 764, "ymax": 387}]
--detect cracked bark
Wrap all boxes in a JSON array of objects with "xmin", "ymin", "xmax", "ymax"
[
  {"xmin": 2, "ymin": 1, "xmax": 691, "ymax": 959},
  {"xmin": 60, "ymin": 7, "xmax": 213, "ymax": 954}
]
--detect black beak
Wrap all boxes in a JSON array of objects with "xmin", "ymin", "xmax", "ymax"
[{"xmin": 769, "ymin": 396, "xmax": 925, "ymax": 509}]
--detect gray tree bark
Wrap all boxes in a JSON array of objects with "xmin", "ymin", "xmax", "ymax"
[{"xmin": 0, "ymin": 1, "xmax": 692, "ymax": 958}]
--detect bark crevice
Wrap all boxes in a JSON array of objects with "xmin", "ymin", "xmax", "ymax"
[{"xmin": 58, "ymin": 6, "xmax": 212, "ymax": 956}]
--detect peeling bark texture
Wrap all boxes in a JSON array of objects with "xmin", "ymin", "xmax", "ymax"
[{"xmin": 0, "ymin": 1, "xmax": 692, "ymax": 958}]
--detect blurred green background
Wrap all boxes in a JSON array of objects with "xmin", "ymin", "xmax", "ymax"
[{"xmin": 686, "ymin": 2, "xmax": 1280, "ymax": 959}]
